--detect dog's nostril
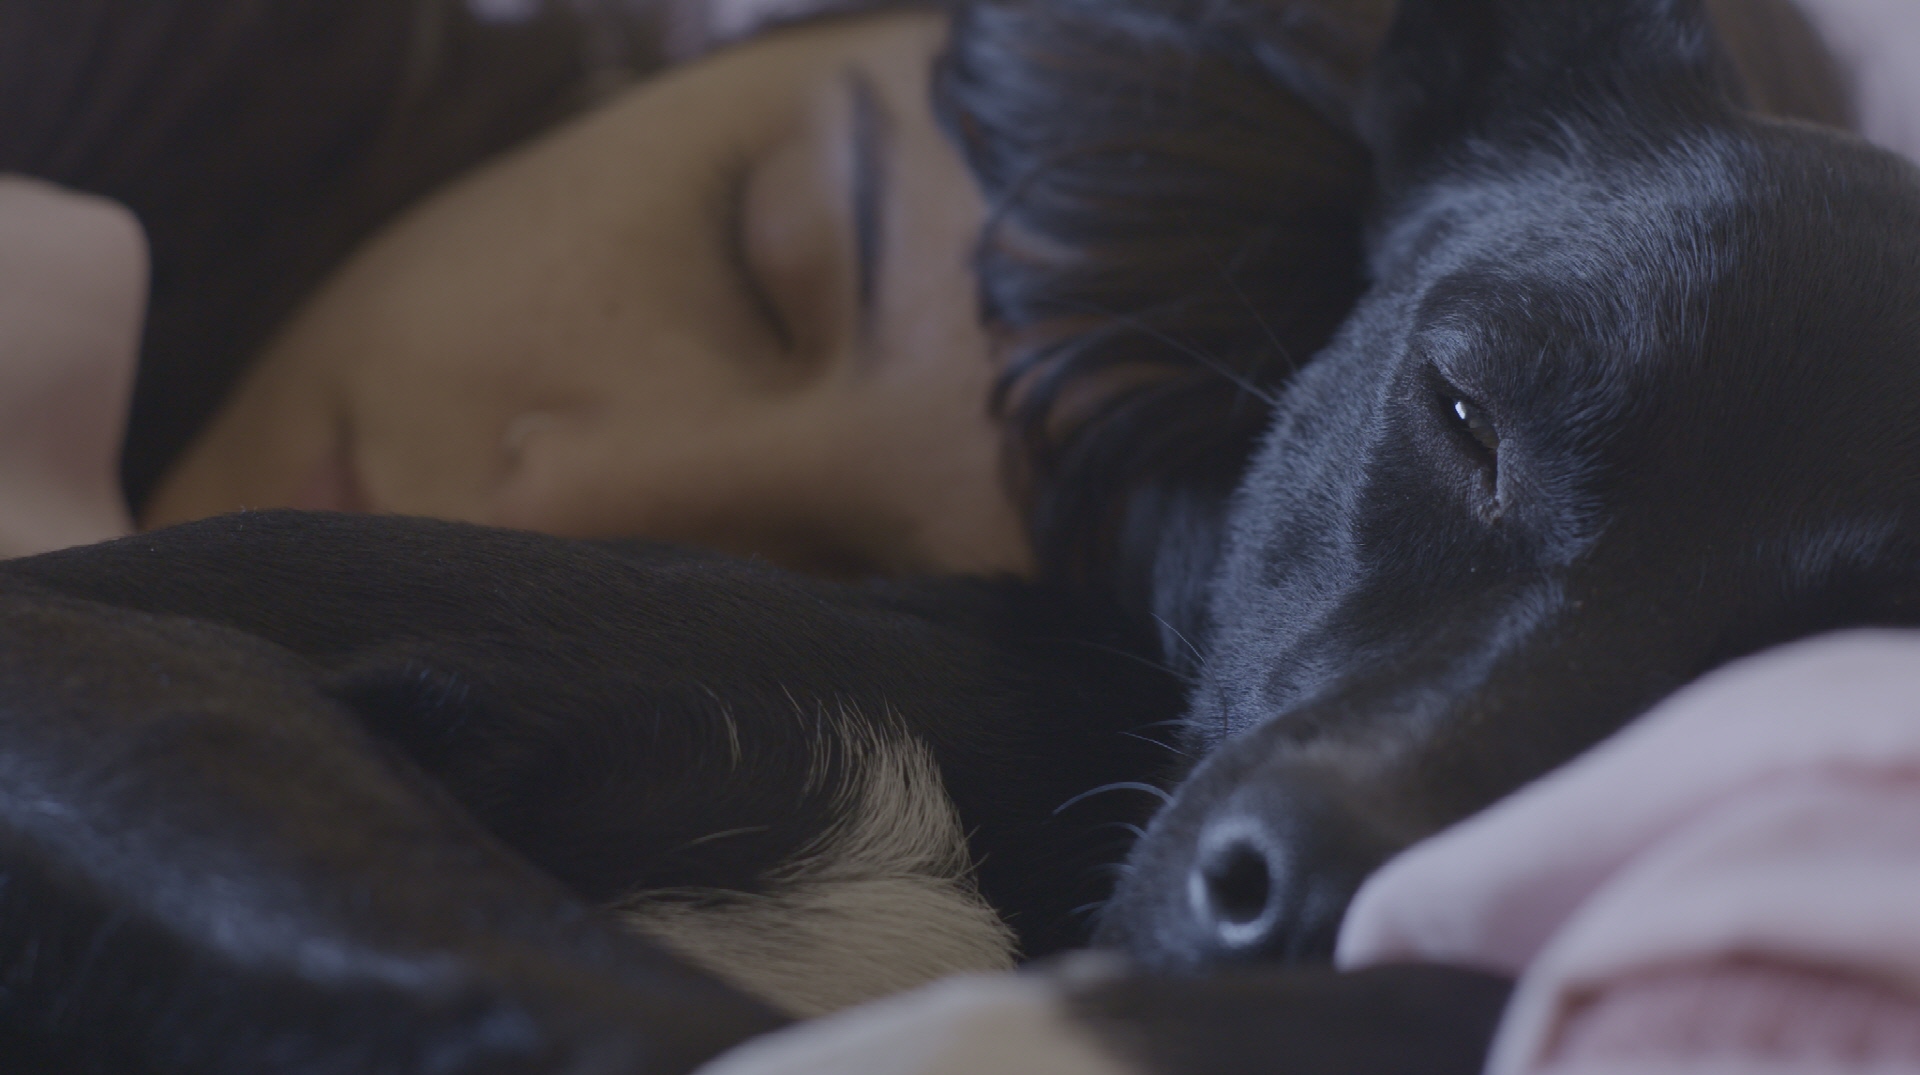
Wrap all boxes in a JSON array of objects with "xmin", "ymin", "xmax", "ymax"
[{"xmin": 1200, "ymin": 840, "xmax": 1272, "ymax": 926}]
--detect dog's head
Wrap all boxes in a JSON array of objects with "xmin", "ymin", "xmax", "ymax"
[{"xmin": 1099, "ymin": 0, "xmax": 1920, "ymax": 967}]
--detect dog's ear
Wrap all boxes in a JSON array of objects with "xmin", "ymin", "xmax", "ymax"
[{"xmin": 1359, "ymin": 0, "xmax": 1730, "ymax": 191}]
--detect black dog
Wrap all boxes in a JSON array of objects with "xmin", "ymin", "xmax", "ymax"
[
  {"xmin": 7, "ymin": 0, "xmax": 1920, "ymax": 1073},
  {"xmin": 1096, "ymin": 0, "xmax": 1920, "ymax": 979},
  {"xmin": 0, "ymin": 512, "xmax": 1199, "ymax": 1071},
  {"xmin": 0, "ymin": 516, "xmax": 1507, "ymax": 1075}
]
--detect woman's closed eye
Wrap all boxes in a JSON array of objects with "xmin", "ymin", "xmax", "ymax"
[
  {"xmin": 725, "ymin": 159, "xmax": 795, "ymax": 352},
  {"xmin": 715, "ymin": 70, "xmax": 880, "ymax": 374}
]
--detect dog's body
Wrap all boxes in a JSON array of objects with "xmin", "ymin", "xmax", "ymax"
[
  {"xmin": 7, "ymin": 0, "xmax": 1920, "ymax": 1072},
  {"xmin": 0, "ymin": 512, "xmax": 1188, "ymax": 1070}
]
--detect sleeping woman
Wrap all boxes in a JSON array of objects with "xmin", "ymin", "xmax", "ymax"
[
  {"xmin": 0, "ymin": 0, "xmax": 1379, "ymax": 645},
  {"xmin": 0, "ymin": 0, "xmax": 1857, "ymax": 644}
]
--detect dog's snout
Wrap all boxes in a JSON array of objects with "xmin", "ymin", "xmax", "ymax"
[
  {"xmin": 1182, "ymin": 793, "xmax": 1367, "ymax": 961},
  {"xmin": 1101, "ymin": 761, "xmax": 1398, "ymax": 968}
]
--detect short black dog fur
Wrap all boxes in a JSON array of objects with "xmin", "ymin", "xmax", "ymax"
[
  {"xmin": 7, "ymin": 0, "xmax": 1920, "ymax": 1073},
  {"xmin": 1098, "ymin": 0, "xmax": 1920, "ymax": 975},
  {"xmin": 0, "ymin": 512, "xmax": 1190, "ymax": 1071}
]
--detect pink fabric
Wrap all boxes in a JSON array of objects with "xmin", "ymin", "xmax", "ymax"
[
  {"xmin": 1549, "ymin": 961, "xmax": 1920, "ymax": 1073},
  {"xmin": 1789, "ymin": 0, "xmax": 1920, "ymax": 164},
  {"xmin": 1337, "ymin": 630, "xmax": 1920, "ymax": 1075}
]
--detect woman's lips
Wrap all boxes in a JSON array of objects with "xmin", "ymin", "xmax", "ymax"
[{"xmin": 288, "ymin": 437, "xmax": 370, "ymax": 513}]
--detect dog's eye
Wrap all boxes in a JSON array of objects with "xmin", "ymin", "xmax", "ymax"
[{"xmin": 1450, "ymin": 398, "xmax": 1500, "ymax": 456}]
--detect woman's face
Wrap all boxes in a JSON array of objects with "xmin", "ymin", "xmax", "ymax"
[{"xmin": 142, "ymin": 11, "xmax": 1029, "ymax": 577}]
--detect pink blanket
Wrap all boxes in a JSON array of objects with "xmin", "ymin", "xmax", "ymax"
[
  {"xmin": 1339, "ymin": 630, "xmax": 1920, "ymax": 1075},
  {"xmin": 1789, "ymin": 0, "xmax": 1920, "ymax": 165}
]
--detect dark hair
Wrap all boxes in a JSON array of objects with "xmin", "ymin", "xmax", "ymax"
[
  {"xmin": 935, "ymin": 0, "xmax": 1380, "ymax": 656},
  {"xmin": 932, "ymin": 0, "xmax": 1849, "ymax": 659}
]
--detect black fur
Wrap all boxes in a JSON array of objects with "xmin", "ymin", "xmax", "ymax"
[
  {"xmin": 0, "ymin": 512, "xmax": 1182, "ymax": 1072},
  {"xmin": 1100, "ymin": 0, "xmax": 1920, "ymax": 977}
]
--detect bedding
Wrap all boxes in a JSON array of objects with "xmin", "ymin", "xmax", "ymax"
[
  {"xmin": 1342, "ymin": 631, "xmax": 1920, "ymax": 1075},
  {"xmin": 1790, "ymin": 0, "xmax": 1920, "ymax": 163}
]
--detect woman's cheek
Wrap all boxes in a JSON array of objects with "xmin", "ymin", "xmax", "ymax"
[{"xmin": 0, "ymin": 177, "xmax": 144, "ymax": 555}]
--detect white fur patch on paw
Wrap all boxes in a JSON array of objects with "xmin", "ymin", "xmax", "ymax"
[{"xmin": 614, "ymin": 711, "xmax": 1017, "ymax": 1017}]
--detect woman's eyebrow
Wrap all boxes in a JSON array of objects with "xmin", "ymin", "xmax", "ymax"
[{"xmin": 845, "ymin": 67, "xmax": 893, "ymax": 336}]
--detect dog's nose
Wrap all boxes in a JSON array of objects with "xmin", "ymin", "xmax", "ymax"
[
  {"xmin": 1184, "ymin": 813, "xmax": 1334, "ymax": 960},
  {"xmin": 1096, "ymin": 753, "xmax": 1407, "ymax": 968},
  {"xmin": 1189, "ymin": 815, "xmax": 1291, "ymax": 951},
  {"xmin": 1177, "ymin": 776, "xmax": 1394, "ymax": 962}
]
